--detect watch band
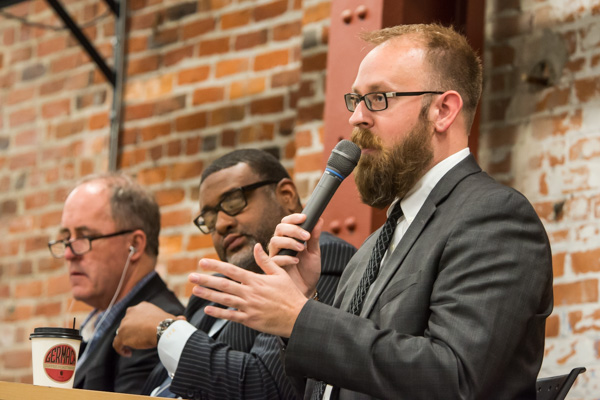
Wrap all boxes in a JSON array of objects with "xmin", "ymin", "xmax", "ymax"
[{"xmin": 156, "ymin": 318, "xmax": 175, "ymax": 343}]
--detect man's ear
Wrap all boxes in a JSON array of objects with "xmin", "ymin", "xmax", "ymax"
[
  {"xmin": 275, "ymin": 178, "xmax": 301, "ymax": 213},
  {"xmin": 129, "ymin": 230, "xmax": 147, "ymax": 261},
  {"xmin": 429, "ymin": 90, "xmax": 463, "ymax": 133}
]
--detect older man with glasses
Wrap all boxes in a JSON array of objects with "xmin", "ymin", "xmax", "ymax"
[
  {"xmin": 112, "ymin": 149, "xmax": 356, "ymax": 399},
  {"xmin": 48, "ymin": 172, "xmax": 184, "ymax": 394}
]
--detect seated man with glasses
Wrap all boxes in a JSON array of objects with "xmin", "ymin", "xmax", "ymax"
[
  {"xmin": 112, "ymin": 149, "xmax": 356, "ymax": 399},
  {"xmin": 48, "ymin": 172, "xmax": 184, "ymax": 394}
]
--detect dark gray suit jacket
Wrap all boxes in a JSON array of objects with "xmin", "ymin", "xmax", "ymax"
[
  {"xmin": 285, "ymin": 155, "xmax": 553, "ymax": 400},
  {"xmin": 74, "ymin": 274, "xmax": 184, "ymax": 394},
  {"xmin": 144, "ymin": 233, "xmax": 356, "ymax": 400}
]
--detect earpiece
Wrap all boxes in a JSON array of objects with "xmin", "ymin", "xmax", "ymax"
[{"xmin": 129, "ymin": 246, "xmax": 136, "ymax": 255}]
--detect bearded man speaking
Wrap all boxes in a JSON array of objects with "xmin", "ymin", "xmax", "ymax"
[{"xmin": 188, "ymin": 24, "xmax": 553, "ymax": 400}]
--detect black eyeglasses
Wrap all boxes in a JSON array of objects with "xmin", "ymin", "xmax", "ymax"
[
  {"xmin": 194, "ymin": 180, "xmax": 279, "ymax": 234},
  {"xmin": 48, "ymin": 229, "xmax": 135, "ymax": 258},
  {"xmin": 344, "ymin": 91, "xmax": 444, "ymax": 112}
]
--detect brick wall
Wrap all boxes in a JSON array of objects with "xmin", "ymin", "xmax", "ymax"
[
  {"xmin": 481, "ymin": 0, "xmax": 600, "ymax": 397},
  {"xmin": 0, "ymin": 0, "xmax": 332, "ymax": 383},
  {"xmin": 1, "ymin": 0, "xmax": 599, "ymax": 397}
]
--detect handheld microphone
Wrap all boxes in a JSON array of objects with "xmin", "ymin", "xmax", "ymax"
[{"xmin": 279, "ymin": 139, "xmax": 361, "ymax": 256}]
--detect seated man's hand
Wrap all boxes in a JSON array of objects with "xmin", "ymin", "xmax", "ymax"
[{"xmin": 112, "ymin": 301, "xmax": 181, "ymax": 357}]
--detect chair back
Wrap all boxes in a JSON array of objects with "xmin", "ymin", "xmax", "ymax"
[{"xmin": 536, "ymin": 367, "xmax": 586, "ymax": 400}]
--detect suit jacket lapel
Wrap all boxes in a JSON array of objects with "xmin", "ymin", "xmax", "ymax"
[{"xmin": 356, "ymin": 155, "xmax": 482, "ymax": 318}]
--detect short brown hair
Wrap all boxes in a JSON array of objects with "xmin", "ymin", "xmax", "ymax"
[
  {"xmin": 74, "ymin": 172, "xmax": 160, "ymax": 258},
  {"xmin": 361, "ymin": 24, "xmax": 482, "ymax": 131}
]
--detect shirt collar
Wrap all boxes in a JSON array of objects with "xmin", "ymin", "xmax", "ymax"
[{"xmin": 388, "ymin": 148, "xmax": 470, "ymax": 222}]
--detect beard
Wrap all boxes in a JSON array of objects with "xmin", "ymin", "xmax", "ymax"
[
  {"xmin": 351, "ymin": 116, "xmax": 434, "ymax": 209},
  {"xmin": 215, "ymin": 200, "xmax": 288, "ymax": 274}
]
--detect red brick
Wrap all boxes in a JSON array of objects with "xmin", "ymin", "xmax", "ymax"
[
  {"xmin": 250, "ymin": 96, "xmax": 284, "ymax": 114},
  {"xmin": 574, "ymin": 76, "xmax": 600, "ymax": 103},
  {"xmin": 303, "ymin": 2, "xmax": 330, "ymax": 24},
  {"xmin": 302, "ymin": 52, "xmax": 327, "ymax": 72},
  {"xmin": 554, "ymin": 279, "xmax": 598, "ymax": 305},
  {"xmin": 41, "ymin": 98, "xmax": 70, "ymax": 119},
  {"xmin": 162, "ymin": 209, "xmax": 192, "ymax": 227},
  {"xmin": 274, "ymin": 21, "xmax": 302, "ymax": 41},
  {"xmin": 46, "ymin": 273, "xmax": 71, "ymax": 296},
  {"xmin": 215, "ymin": 58, "xmax": 249, "ymax": 78},
  {"xmin": 6, "ymin": 86, "xmax": 35, "ymax": 105},
  {"xmin": 15, "ymin": 280, "xmax": 43, "ymax": 298},
  {"xmin": 37, "ymin": 36, "xmax": 67, "ymax": 56},
  {"xmin": 170, "ymin": 160, "xmax": 203, "ymax": 181},
  {"xmin": 40, "ymin": 210, "xmax": 62, "ymax": 228},
  {"xmin": 140, "ymin": 122, "xmax": 171, "ymax": 141},
  {"xmin": 50, "ymin": 53, "xmax": 84, "ymax": 74},
  {"xmin": 160, "ymin": 234, "xmax": 183, "ymax": 255},
  {"xmin": 154, "ymin": 188, "xmax": 185, "ymax": 206},
  {"xmin": 65, "ymin": 71, "xmax": 92, "ymax": 90},
  {"xmin": 127, "ymin": 55, "xmax": 160, "ymax": 76},
  {"xmin": 230, "ymin": 77, "xmax": 265, "ymax": 99},
  {"xmin": 571, "ymin": 249, "xmax": 600, "ymax": 274},
  {"xmin": 545, "ymin": 314, "xmax": 559, "ymax": 337},
  {"xmin": 187, "ymin": 234, "xmax": 214, "ymax": 251},
  {"xmin": 164, "ymin": 44, "xmax": 194, "ymax": 67},
  {"xmin": 150, "ymin": 26, "xmax": 179, "ymax": 48},
  {"xmin": 9, "ymin": 151, "xmax": 36, "ymax": 169},
  {"xmin": 254, "ymin": 0, "xmax": 287, "ymax": 20},
  {"xmin": 89, "ymin": 111, "xmax": 110, "ymax": 130},
  {"xmin": 254, "ymin": 49, "xmax": 288, "ymax": 71},
  {"xmin": 182, "ymin": 18, "xmax": 216, "ymax": 39},
  {"xmin": 154, "ymin": 95, "xmax": 186, "ymax": 115},
  {"xmin": 9, "ymin": 107, "xmax": 36, "ymax": 127},
  {"xmin": 2, "ymin": 350, "xmax": 31, "ymax": 369},
  {"xmin": 167, "ymin": 139, "xmax": 182, "ymax": 156},
  {"xmin": 40, "ymin": 77, "xmax": 66, "ymax": 96},
  {"xmin": 10, "ymin": 46, "xmax": 32, "ymax": 64},
  {"xmin": 24, "ymin": 191, "xmax": 49, "ymax": 209},
  {"xmin": 199, "ymin": 37, "xmax": 229, "ymax": 56},
  {"xmin": 4, "ymin": 305, "xmax": 33, "ymax": 322},
  {"xmin": 535, "ymin": 87, "xmax": 570, "ymax": 112},
  {"xmin": 192, "ymin": 87, "xmax": 225, "ymax": 105},
  {"xmin": 14, "ymin": 129, "xmax": 37, "ymax": 147},
  {"xmin": 178, "ymin": 65, "xmax": 210, "ymax": 84},
  {"xmin": 120, "ymin": 148, "xmax": 146, "ymax": 167},
  {"xmin": 272, "ymin": 69, "xmax": 300, "ymax": 87},
  {"xmin": 298, "ymin": 103, "xmax": 324, "ymax": 124},
  {"xmin": 128, "ymin": 36, "xmax": 147, "ymax": 52},
  {"xmin": 25, "ymin": 235, "xmax": 49, "ymax": 252},
  {"xmin": 186, "ymin": 137, "xmax": 202, "ymax": 155},
  {"xmin": 138, "ymin": 166, "xmax": 168, "ymax": 185},
  {"xmin": 210, "ymin": 106, "xmax": 245, "ymax": 126},
  {"xmin": 295, "ymin": 152, "xmax": 322, "ymax": 173},
  {"xmin": 239, "ymin": 124, "xmax": 275, "ymax": 143},
  {"xmin": 129, "ymin": 10, "xmax": 159, "ymax": 30},
  {"xmin": 167, "ymin": 257, "xmax": 201, "ymax": 274},
  {"xmin": 124, "ymin": 103, "xmax": 153, "ymax": 121},
  {"xmin": 175, "ymin": 111, "xmax": 207, "ymax": 132},
  {"xmin": 35, "ymin": 301, "xmax": 62, "ymax": 317},
  {"xmin": 221, "ymin": 9, "xmax": 251, "ymax": 29},
  {"xmin": 235, "ymin": 29, "xmax": 268, "ymax": 50}
]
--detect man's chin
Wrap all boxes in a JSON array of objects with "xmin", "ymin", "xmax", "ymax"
[{"xmin": 226, "ymin": 247, "xmax": 256, "ymax": 271}]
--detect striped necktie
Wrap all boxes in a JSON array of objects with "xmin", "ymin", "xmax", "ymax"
[{"xmin": 311, "ymin": 204, "xmax": 403, "ymax": 400}]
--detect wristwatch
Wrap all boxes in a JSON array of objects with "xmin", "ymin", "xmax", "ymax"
[{"xmin": 156, "ymin": 318, "xmax": 175, "ymax": 343}]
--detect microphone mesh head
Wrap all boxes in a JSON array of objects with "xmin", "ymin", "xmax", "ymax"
[{"xmin": 327, "ymin": 140, "xmax": 361, "ymax": 178}]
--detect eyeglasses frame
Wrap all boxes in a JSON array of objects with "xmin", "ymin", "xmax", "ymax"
[
  {"xmin": 193, "ymin": 179, "xmax": 280, "ymax": 234},
  {"xmin": 344, "ymin": 91, "xmax": 445, "ymax": 112},
  {"xmin": 48, "ymin": 229, "xmax": 136, "ymax": 258}
]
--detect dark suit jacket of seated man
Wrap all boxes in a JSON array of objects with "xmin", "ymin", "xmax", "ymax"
[
  {"xmin": 113, "ymin": 149, "xmax": 356, "ymax": 399},
  {"xmin": 48, "ymin": 172, "xmax": 184, "ymax": 394}
]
